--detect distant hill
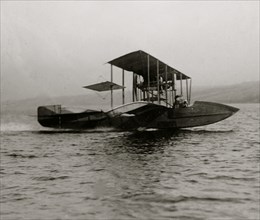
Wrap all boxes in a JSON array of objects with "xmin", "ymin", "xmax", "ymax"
[
  {"xmin": 191, "ymin": 81, "xmax": 259, "ymax": 103},
  {"xmin": 1, "ymin": 81, "xmax": 259, "ymax": 124}
]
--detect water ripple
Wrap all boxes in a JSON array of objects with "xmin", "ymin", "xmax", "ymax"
[{"xmin": 0, "ymin": 104, "xmax": 259, "ymax": 220}]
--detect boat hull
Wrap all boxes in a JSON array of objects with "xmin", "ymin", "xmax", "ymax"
[{"xmin": 37, "ymin": 101, "xmax": 239, "ymax": 130}]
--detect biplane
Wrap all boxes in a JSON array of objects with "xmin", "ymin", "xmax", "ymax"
[{"xmin": 37, "ymin": 50, "xmax": 239, "ymax": 130}]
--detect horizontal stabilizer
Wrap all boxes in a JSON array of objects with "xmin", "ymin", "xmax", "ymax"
[{"xmin": 83, "ymin": 81, "xmax": 125, "ymax": 92}]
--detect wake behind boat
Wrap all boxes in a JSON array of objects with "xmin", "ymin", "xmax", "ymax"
[{"xmin": 37, "ymin": 50, "xmax": 239, "ymax": 130}]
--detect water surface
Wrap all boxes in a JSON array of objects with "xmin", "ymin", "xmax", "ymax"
[{"xmin": 1, "ymin": 104, "xmax": 259, "ymax": 219}]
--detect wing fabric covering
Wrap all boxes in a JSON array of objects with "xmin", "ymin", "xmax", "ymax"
[{"xmin": 108, "ymin": 50, "xmax": 190, "ymax": 81}]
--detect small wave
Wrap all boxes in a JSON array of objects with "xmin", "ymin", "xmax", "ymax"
[
  {"xmin": 13, "ymin": 171, "xmax": 26, "ymax": 175},
  {"xmin": 3, "ymin": 186, "xmax": 19, "ymax": 190},
  {"xmin": 6, "ymin": 153, "xmax": 37, "ymax": 159},
  {"xmin": 1, "ymin": 194, "xmax": 30, "ymax": 202},
  {"xmin": 206, "ymin": 175, "xmax": 257, "ymax": 182},
  {"xmin": 186, "ymin": 172, "xmax": 208, "ymax": 177},
  {"xmin": 33, "ymin": 176, "xmax": 69, "ymax": 181},
  {"xmin": 186, "ymin": 173, "xmax": 257, "ymax": 182},
  {"xmin": 90, "ymin": 168, "xmax": 105, "ymax": 172},
  {"xmin": 124, "ymin": 193, "xmax": 245, "ymax": 204},
  {"xmin": 79, "ymin": 181, "xmax": 93, "ymax": 185},
  {"xmin": 83, "ymin": 196, "xmax": 99, "ymax": 201}
]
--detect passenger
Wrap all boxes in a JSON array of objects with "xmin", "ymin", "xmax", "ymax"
[
  {"xmin": 181, "ymin": 100, "xmax": 188, "ymax": 108},
  {"xmin": 174, "ymin": 95, "xmax": 187, "ymax": 108},
  {"xmin": 174, "ymin": 95, "xmax": 180, "ymax": 108}
]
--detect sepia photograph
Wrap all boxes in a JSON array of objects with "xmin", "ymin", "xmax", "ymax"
[{"xmin": 1, "ymin": 1, "xmax": 259, "ymax": 219}]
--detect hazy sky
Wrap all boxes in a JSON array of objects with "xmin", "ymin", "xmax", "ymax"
[{"xmin": 1, "ymin": 1, "xmax": 259, "ymax": 101}]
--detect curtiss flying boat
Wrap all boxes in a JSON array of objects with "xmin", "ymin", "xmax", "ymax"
[{"xmin": 37, "ymin": 50, "xmax": 239, "ymax": 130}]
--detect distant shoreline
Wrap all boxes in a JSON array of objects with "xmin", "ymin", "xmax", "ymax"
[{"xmin": 1, "ymin": 81, "xmax": 259, "ymax": 108}]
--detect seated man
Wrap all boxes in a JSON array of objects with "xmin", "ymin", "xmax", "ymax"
[{"xmin": 174, "ymin": 95, "xmax": 188, "ymax": 108}]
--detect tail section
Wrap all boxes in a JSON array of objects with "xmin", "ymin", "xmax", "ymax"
[{"xmin": 37, "ymin": 105, "xmax": 61, "ymax": 128}]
